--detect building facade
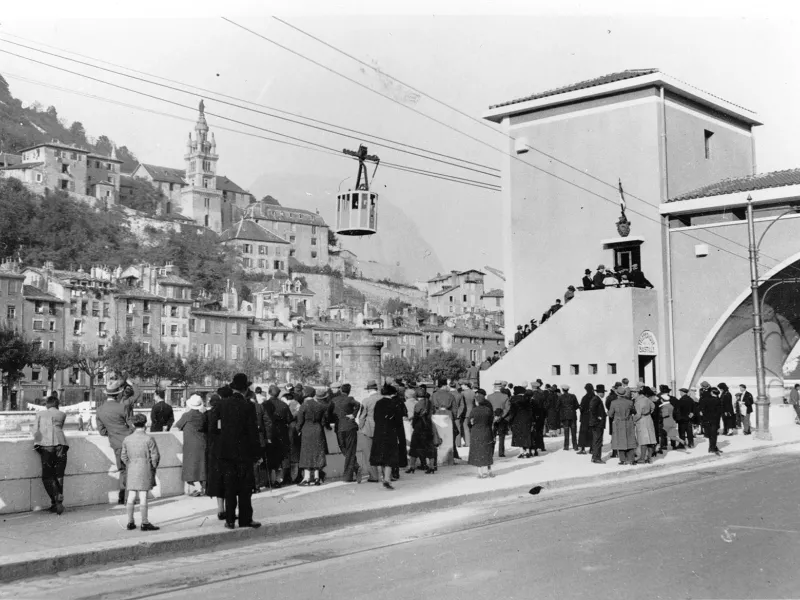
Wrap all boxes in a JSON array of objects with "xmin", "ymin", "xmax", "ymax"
[
  {"xmin": 426, "ymin": 270, "xmax": 486, "ymax": 316},
  {"xmin": 219, "ymin": 219, "xmax": 291, "ymax": 275},
  {"xmin": 248, "ymin": 198, "xmax": 330, "ymax": 267}
]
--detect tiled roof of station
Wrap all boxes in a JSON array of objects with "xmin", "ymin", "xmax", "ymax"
[{"xmin": 668, "ymin": 168, "xmax": 800, "ymax": 202}]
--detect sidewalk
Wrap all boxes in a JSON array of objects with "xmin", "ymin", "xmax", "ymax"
[{"xmin": 2, "ymin": 403, "xmax": 798, "ymax": 581}]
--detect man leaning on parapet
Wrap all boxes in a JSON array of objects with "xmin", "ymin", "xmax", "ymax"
[{"xmin": 96, "ymin": 376, "xmax": 135, "ymax": 505}]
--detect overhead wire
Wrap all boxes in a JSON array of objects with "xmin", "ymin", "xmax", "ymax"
[
  {"xmin": 0, "ymin": 35, "xmax": 498, "ymax": 179},
  {"xmin": 0, "ymin": 49, "xmax": 500, "ymax": 192},
  {"xmin": 255, "ymin": 17, "xmax": 796, "ymax": 276}
]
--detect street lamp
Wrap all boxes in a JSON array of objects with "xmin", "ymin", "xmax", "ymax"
[{"xmin": 745, "ymin": 195, "xmax": 800, "ymax": 440}]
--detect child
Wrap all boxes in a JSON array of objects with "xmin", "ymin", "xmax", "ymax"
[{"xmin": 121, "ymin": 413, "xmax": 161, "ymax": 531}]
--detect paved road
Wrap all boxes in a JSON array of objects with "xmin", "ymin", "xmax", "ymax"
[{"xmin": 5, "ymin": 452, "xmax": 800, "ymax": 600}]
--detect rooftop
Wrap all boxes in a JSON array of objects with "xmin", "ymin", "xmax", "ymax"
[
  {"xmin": 115, "ymin": 286, "xmax": 164, "ymax": 300},
  {"xmin": 481, "ymin": 289, "xmax": 504, "ymax": 298},
  {"xmin": 18, "ymin": 142, "xmax": 91, "ymax": 154},
  {"xmin": 431, "ymin": 285, "xmax": 460, "ymax": 297},
  {"xmin": 87, "ymin": 153, "xmax": 123, "ymax": 163},
  {"xmin": 219, "ymin": 220, "xmax": 290, "ymax": 244},
  {"xmin": 668, "ymin": 168, "xmax": 800, "ymax": 202},
  {"xmin": 0, "ymin": 162, "xmax": 43, "ymax": 171},
  {"xmin": 249, "ymin": 200, "xmax": 328, "ymax": 227},
  {"xmin": 190, "ymin": 309, "xmax": 251, "ymax": 319},
  {"xmin": 138, "ymin": 164, "xmax": 186, "ymax": 184},
  {"xmin": 158, "ymin": 273, "xmax": 194, "ymax": 287},
  {"xmin": 22, "ymin": 285, "xmax": 65, "ymax": 302}
]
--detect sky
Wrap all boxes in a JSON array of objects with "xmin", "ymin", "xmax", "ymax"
[{"xmin": 1, "ymin": 1, "xmax": 799, "ymax": 287}]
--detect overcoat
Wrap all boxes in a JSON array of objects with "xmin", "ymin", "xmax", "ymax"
[
  {"xmin": 546, "ymin": 391, "xmax": 561, "ymax": 430},
  {"xmin": 633, "ymin": 395, "xmax": 658, "ymax": 446},
  {"xmin": 468, "ymin": 402, "xmax": 494, "ymax": 467},
  {"xmin": 409, "ymin": 398, "xmax": 437, "ymax": 460},
  {"xmin": 660, "ymin": 402, "xmax": 679, "ymax": 440},
  {"xmin": 264, "ymin": 396, "xmax": 294, "ymax": 470},
  {"xmin": 370, "ymin": 396, "xmax": 401, "ymax": 467},
  {"xmin": 507, "ymin": 393, "xmax": 533, "ymax": 448},
  {"xmin": 393, "ymin": 394, "xmax": 409, "ymax": 468},
  {"xmin": 578, "ymin": 393, "xmax": 593, "ymax": 447},
  {"xmin": 174, "ymin": 409, "xmax": 207, "ymax": 482},
  {"xmin": 121, "ymin": 429, "xmax": 160, "ymax": 491},
  {"xmin": 608, "ymin": 397, "xmax": 637, "ymax": 450},
  {"xmin": 205, "ymin": 396, "xmax": 224, "ymax": 498},
  {"xmin": 296, "ymin": 398, "xmax": 328, "ymax": 470}
]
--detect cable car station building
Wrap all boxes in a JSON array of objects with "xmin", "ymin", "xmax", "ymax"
[{"xmin": 481, "ymin": 69, "xmax": 800, "ymax": 395}]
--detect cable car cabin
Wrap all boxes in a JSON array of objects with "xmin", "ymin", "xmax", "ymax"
[{"xmin": 336, "ymin": 189, "xmax": 378, "ymax": 236}]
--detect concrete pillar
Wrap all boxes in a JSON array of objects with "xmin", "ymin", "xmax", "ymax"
[{"xmin": 340, "ymin": 327, "xmax": 383, "ymax": 398}]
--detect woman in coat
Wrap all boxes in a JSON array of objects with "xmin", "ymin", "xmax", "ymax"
[
  {"xmin": 577, "ymin": 383, "xmax": 594, "ymax": 454},
  {"xmin": 719, "ymin": 382, "xmax": 736, "ymax": 435},
  {"xmin": 205, "ymin": 390, "xmax": 226, "ymax": 520},
  {"xmin": 370, "ymin": 384, "xmax": 401, "ymax": 489},
  {"xmin": 286, "ymin": 388, "xmax": 303, "ymax": 484},
  {"xmin": 546, "ymin": 386, "xmax": 561, "ymax": 435},
  {"xmin": 407, "ymin": 391, "xmax": 437, "ymax": 474},
  {"xmin": 263, "ymin": 385, "xmax": 294, "ymax": 488},
  {"xmin": 633, "ymin": 387, "xmax": 657, "ymax": 464},
  {"xmin": 468, "ymin": 390, "xmax": 495, "ymax": 478},
  {"xmin": 174, "ymin": 394, "xmax": 207, "ymax": 496},
  {"xmin": 296, "ymin": 387, "xmax": 328, "ymax": 486},
  {"xmin": 391, "ymin": 387, "xmax": 409, "ymax": 480},
  {"xmin": 608, "ymin": 386, "xmax": 637, "ymax": 465},
  {"xmin": 121, "ymin": 413, "xmax": 160, "ymax": 531},
  {"xmin": 506, "ymin": 386, "xmax": 534, "ymax": 457}
]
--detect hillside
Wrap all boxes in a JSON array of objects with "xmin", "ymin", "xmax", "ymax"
[{"xmin": 0, "ymin": 74, "xmax": 138, "ymax": 172}]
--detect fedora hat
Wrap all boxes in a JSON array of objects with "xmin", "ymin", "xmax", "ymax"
[
  {"xmin": 365, "ymin": 379, "xmax": 378, "ymax": 390},
  {"xmin": 230, "ymin": 373, "xmax": 250, "ymax": 391},
  {"xmin": 187, "ymin": 394, "xmax": 203, "ymax": 410},
  {"xmin": 596, "ymin": 384, "xmax": 606, "ymax": 394},
  {"xmin": 105, "ymin": 379, "xmax": 124, "ymax": 396}
]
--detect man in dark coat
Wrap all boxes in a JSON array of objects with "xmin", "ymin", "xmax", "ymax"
[
  {"xmin": 556, "ymin": 384, "xmax": 579, "ymax": 451},
  {"xmin": 96, "ymin": 379, "xmax": 135, "ymax": 505},
  {"xmin": 698, "ymin": 382, "xmax": 722, "ymax": 455},
  {"xmin": 582, "ymin": 269, "xmax": 594, "ymax": 291},
  {"xmin": 629, "ymin": 264, "xmax": 654, "ymax": 289},
  {"xmin": 719, "ymin": 382, "xmax": 736, "ymax": 436},
  {"xmin": 330, "ymin": 383, "xmax": 361, "ymax": 483},
  {"xmin": 589, "ymin": 384, "xmax": 607, "ymax": 463},
  {"xmin": 605, "ymin": 383, "xmax": 620, "ymax": 457},
  {"xmin": 529, "ymin": 381, "xmax": 547, "ymax": 454},
  {"xmin": 577, "ymin": 383, "xmax": 594, "ymax": 454},
  {"xmin": 549, "ymin": 300, "xmax": 562, "ymax": 317},
  {"xmin": 150, "ymin": 389, "xmax": 174, "ymax": 432},
  {"xmin": 487, "ymin": 381, "xmax": 511, "ymax": 457},
  {"xmin": 208, "ymin": 373, "xmax": 262, "ymax": 529},
  {"xmin": 263, "ymin": 385, "xmax": 294, "ymax": 487},
  {"xmin": 514, "ymin": 325, "xmax": 524, "ymax": 345},
  {"xmin": 739, "ymin": 384, "xmax": 754, "ymax": 435},
  {"xmin": 677, "ymin": 387, "xmax": 695, "ymax": 448},
  {"xmin": 592, "ymin": 265, "xmax": 606, "ymax": 290}
]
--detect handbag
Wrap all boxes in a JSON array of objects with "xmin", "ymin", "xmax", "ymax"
[{"xmin": 431, "ymin": 422, "xmax": 443, "ymax": 447}]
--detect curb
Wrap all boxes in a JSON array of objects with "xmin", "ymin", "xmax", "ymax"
[{"xmin": 2, "ymin": 438, "xmax": 797, "ymax": 582}]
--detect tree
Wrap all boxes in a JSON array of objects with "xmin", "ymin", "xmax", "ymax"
[
  {"xmin": 72, "ymin": 349, "xmax": 104, "ymax": 406},
  {"xmin": 419, "ymin": 350, "xmax": 470, "ymax": 383},
  {"xmin": 103, "ymin": 333, "xmax": 148, "ymax": 381},
  {"xmin": 117, "ymin": 178, "xmax": 165, "ymax": 214},
  {"xmin": 141, "ymin": 347, "xmax": 180, "ymax": 388},
  {"xmin": 239, "ymin": 354, "xmax": 271, "ymax": 383},
  {"xmin": 327, "ymin": 229, "xmax": 339, "ymax": 248},
  {"xmin": 206, "ymin": 357, "xmax": 236, "ymax": 386},
  {"xmin": 68, "ymin": 121, "xmax": 87, "ymax": 145},
  {"xmin": 31, "ymin": 348, "xmax": 75, "ymax": 394},
  {"xmin": 290, "ymin": 356, "xmax": 321, "ymax": 384},
  {"xmin": 173, "ymin": 353, "xmax": 210, "ymax": 401},
  {"xmin": 0, "ymin": 326, "xmax": 35, "ymax": 410},
  {"xmin": 0, "ymin": 179, "xmax": 37, "ymax": 260},
  {"xmin": 386, "ymin": 297, "xmax": 411, "ymax": 315},
  {"xmin": 383, "ymin": 355, "xmax": 420, "ymax": 384}
]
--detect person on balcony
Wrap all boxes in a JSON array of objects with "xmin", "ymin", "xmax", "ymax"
[
  {"xmin": 564, "ymin": 286, "xmax": 576, "ymax": 304},
  {"xmin": 629, "ymin": 264, "xmax": 654, "ymax": 289},
  {"xmin": 514, "ymin": 325, "xmax": 524, "ymax": 345},
  {"xmin": 582, "ymin": 269, "xmax": 594, "ymax": 290},
  {"xmin": 603, "ymin": 269, "xmax": 620, "ymax": 288},
  {"xmin": 549, "ymin": 299, "xmax": 563, "ymax": 317},
  {"xmin": 592, "ymin": 265, "xmax": 607, "ymax": 290}
]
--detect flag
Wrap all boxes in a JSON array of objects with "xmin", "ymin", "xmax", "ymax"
[{"xmin": 618, "ymin": 179, "xmax": 627, "ymax": 213}]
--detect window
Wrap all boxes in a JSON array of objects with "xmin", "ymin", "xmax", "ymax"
[
  {"xmin": 103, "ymin": 302, "xmax": 110, "ymax": 317},
  {"xmin": 182, "ymin": 324, "xmax": 188, "ymax": 337},
  {"xmin": 258, "ymin": 259, "xmax": 265, "ymax": 269},
  {"xmin": 463, "ymin": 295, "xmax": 467, "ymax": 302},
  {"xmin": 61, "ymin": 163, "xmax": 69, "ymax": 174},
  {"xmin": 297, "ymin": 337, "xmax": 304, "ymax": 348},
  {"xmin": 243, "ymin": 258, "xmax": 252, "ymax": 268},
  {"xmin": 31, "ymin": 370, "xmax": 41, "ymax": 382},
  {"xmin": 170, "ymin": 324, "xmax": 178, "ymax": 337},
  {"xmin": 311, "ymin": 226, "xmax": 317, "ymax": 234},
  {"xmin": 48, "ymin": 340, "xmax": 55, "ymax": 351},
  {"xmin": 275, "ymin": 246, "xmax": 282, "ymax": 257},
  {"xmin": 161, "ymin": 322, "xmax": 166, "ymax": 336},
  {"xmin": 8, "ymin": 280, "xmax": 20, "ymax": 294},
  {"xmin": 49, "ymin": 320, "xmax": 56, "ymax": 331},
  {"xmin": 204, "ymin": 215, "xmax": 209, "ymax": 227},
  {"xmin": 214, "ymin": 343, "xmax": 222, "ymax": 358},
  {"xmin": 704, "ymin": 129, "xmax": 714, "ymax": 159},
  {"xmin": 99, "ymin": 321, "xmax": 106, "ymax": 333},
  {"xmin": 60, "ymin": 180, "xmax": 69, "ymax": 190},
  {"xmin": 170, "ymin": 306, "xmax": 178, "ymax": 318},
  {"xmin": 74, "ymin": 319, "xmax": 83, "ymax": 334},
  {"xmin": 589, "ymin": 364, "xmax": 598, "ymax": 375},
  {"xmin": 143, "ymin": 300, "xmax": 150, "ymax": 313},
  {"xmin": 274, "ymin": 260, "xmax": 283, "ymax": 270},
  {"xmin": 449, "ymin": 296, "xmax": 453, "ymax": 302},
  {"xmin": 6, "ymin": 305, "xmax": 15, "ymax": 319},
  {"xmin": 92, "ymin": 302, "xmax": 100, "ymax": 317},
  {"xmin": 36, "ymin": 173, "xmax": 43, "ymax": 183},
  {"xmin": 203, "ymin": 160, "xmax": 210, "ymax": 171},
  {"xmin": 311, "ymin": 251, "xmax": 318, "ymax": 259},
  {"xmin": 142, "ymin": 316, "xmax": 150, "ymax": 335},
  {"xmin": 33, "ymin": 319, "xmax": 44, "ymax": 331},
  {"xmin": 324, "ymin": 332, "xmax": 331, "ymax": 345},
  {"xmin": 311, "ymin": 237, "xmax": 317, "ymax": 246},
  {"xmin": 551, "ymin": 365, "xmax": 561, "ymax": 376},
  {"xmin": 243, "ymin": 244, "xmax": 253, "ymax": 254},
  {"xmin": 127, "ymin": 300, "xmax": 134, "ymax": 314},
  {"xmin": 258, "ymin": 245, "xmax": 266, "ymax": 255},
  {"xmin": 215, "ymin": 320, "xmax": 223, "ymax": 334},
  {"xmin": 201, "ymin": 319, "xmax": 208, "ymax": 333},
  {"xmin": 34, "ymin": 301, "xmax": 44, "ymax": 314},
  {"xmin": 570, "ymin": 364, "xmax": 579, "ymax": 375},
  {"xmin": 189, "ymin": 318, "xmax": 196, "ymax": 333},
  {"xmin": 231, "ymin": 345, "xmax": 239, "ymax": 360},
  {"xmin": 289, "ymin": 235, "xmax": 296, "ymax": 243},
  {"xmin": 98, "ymin": 344, "xmax": 105, "ymax": 357},
  {"xmin": 607, "ymin": 363, "xmax": 617, "ymax": 375}
]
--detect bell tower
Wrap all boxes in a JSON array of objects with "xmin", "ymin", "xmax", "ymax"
[{"xmin": 180, "ymin": 100, "xmax": 223, "ymax": 231}]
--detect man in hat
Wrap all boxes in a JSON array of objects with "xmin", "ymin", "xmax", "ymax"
[
  {"xmin": 557, "ymin": 384, "xmax": 579, "ymax": 451},
  {"xmin": 357, "ymin": 380, "xmax": 381, "ymax": 482},
  {"xmin": 629, "ymin": 264, "xmax": 654, "ymax": 289},
  {"xmin": 530, "ymin": 319, "xmax": 538, "ymax": 334},
  {"xmin": 208, "ymin": 373, "xmax": 262, "ymax": 529},
  {"xmin": 263, "ymin": 384, "xmax": 293, "ymax": 487},
  {"xmin": 698, "ymin": 381, "xmax": 722, "ymax": 455},
  {"xmin": 150, "ymin": 388, "xmax": 174, "ymax": 433},
  {"xmin": 487, "ymin": 381, "xmax": 511, "ymax": 457},
  {"xmin": 529, "ymin": 380, "xmax": 547, "ymax": 454},
  {"xmin": 592, "ymin": 265, "xmax": 606, "ymax": 290},
  {"xmin": 96, "ymin": 379, "xmax": 135, "ymax": 505},
  {"xmin": 582, "ymin": 269, "xmax": 594, "ymax": 291},
  {"xmin": 676, "ymin": 387, "xmax": 695, "ymax": 447},
  {"xmin": 739, "ymin": 384, "xmax": 754, "ymax": 435},
  {"xmin": 514, "ymin": 325, "xmax": 524, "ymax": 345},
  {"xmin": 589, "ymin": 385, "xmax": 607, "ymax": 463},
  {"xmin": 330, "ymin": 383, "xmax": 362, "ymax": 483}
]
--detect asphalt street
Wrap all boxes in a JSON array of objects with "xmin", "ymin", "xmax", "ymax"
[{"xmin": 5, "ymin": 451, "xmax": 799, "ymax": 600}]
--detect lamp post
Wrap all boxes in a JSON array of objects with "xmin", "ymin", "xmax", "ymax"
[{"xmin": 745, "ymin": 195, "xmax": 800, "ymax": 440}]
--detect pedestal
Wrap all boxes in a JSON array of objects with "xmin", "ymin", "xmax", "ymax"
[
  {"xmin": 339, "ymin": 327, "xmax": 384, "ymax": 396},
  {"xmin": 754, "ymin": 399, "xmax": 772, "ymax": 440}
]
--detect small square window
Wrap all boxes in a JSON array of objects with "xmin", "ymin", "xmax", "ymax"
[
  {"xmin": 589, "ymin": 364, "xmax": 598, "ymax": 375},
  {"xmin": 607, "ymin": 363, "xmax": 617, "ymax": 375},
  {"xmin": 570, "ymin": 364, "xmax": 579, "ymax": 375},
  {"xmin": 551, "ymin": 365, "xmax": 561, "ymax": 376}
]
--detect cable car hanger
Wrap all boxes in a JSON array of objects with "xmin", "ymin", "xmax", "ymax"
[{"xmin": 342, "ymin": 144, "xmax": 380, "ymax": 191}]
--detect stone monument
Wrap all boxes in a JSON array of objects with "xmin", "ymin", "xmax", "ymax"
[{"xmin": 339, "ymin": 327, "xmax": 383, "ymax": 399}]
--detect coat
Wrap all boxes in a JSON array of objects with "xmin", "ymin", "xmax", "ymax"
[
  {"xmin": 589, "ymin": 395, "xmax": 607, "ymax": 429},
  {"xmin": 33, "ymin": 408, "xmax": 68, "ymax": 448},
  {"xmin": 394, "ymin": 394, "xmax": 409, "ymax": 468},
  {"xmin": 264, "ymin": 396, "xmax": 295, "ymax": 469},
  {"xmin": 633, "ymin": 395, "xmax": 657, "ymax": 446},
  {"xmin": 96, "ymin": 400, "xmax": 134, "ymax": 450},
  {"xmin": 578, "ymin": 393, "xmax": 594, "ymax": 447},
  {"xmin": 557, "ymin": 393, "xmax": 579, "ymax": 421},
  {"xmin": 205, "ymin": 396, "xmax": 224, "ymax": 498},
  {"xmin": 507, "ymin": 394, "xmax": 533, "ymax": 448},
  {"xmin": 608, "ymin": 397, "xmax": 637, "ymax": 450},
  {"xmin": 468, "ymin": 402, "xmax": 494, "ymax": 467},
  {"xmin": 175, "ymin": 409, "xmax": 207, "ymax": 482},
  {"xmin": 357, "ymin": 392, "xmax": 381, "ymax": 438},
  {"xmin": 546, "ymin": 392, "xmax": 561, "ymax": 430},
  {"xmin": 370, "ymin": 396, "xmax": 401, "ymax": 467},
  {"xmin": 677, "ymin": 394, "xmax": 695, "ymax": 422},
  {"xmin": 207, "ymin": 392, "xmax": 261, "ymax": 465},
  {"xmin": 121, "ymin": 429, "xmax": 160, "ymax": 491},
  {"xmin": 150, "ymin": 401, "xmax": 175, "ymax": 432},
  {"xmin": 660, "ymin": 402, "xmax": 679, "ymax": 440},
  {"xmin": 296, "ymin": 398, "xmax": 328, "ymax": 470},
  {"xmin": 698, "ymin": 391, "xmax": 723, "ymax": 423},
  {"xmin": 409, "ymin": 398, "xmax": 437, "ymax": 460}
]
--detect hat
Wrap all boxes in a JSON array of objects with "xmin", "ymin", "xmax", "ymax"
[
  {"xmin": 314, "ymin": 386, "xmax": 329, "ymax": 399},
  {"xmin": 585, "ymin": 269, "xmax": 591, "ymax": 274},
  {"xmin": 700, "ymin": 381, "xmax": 710, "ymax": 389},
  {"xmin": 303, "ymin": 385, "xmax": 316, "ymax": 398},
  {"xmin": 269, "ymin": 385, "xmax": 281, "ymax": 396},
  {"xmin": 405, "ymin": 388, "xmax": 417, "ymax": 399},
  {"xmin": 596, "ymin": 384, "xmax": 606, "ymax": 394},
  {"xmin": 520, "ymin": 380, "xmax": 529, "ymax": 388},
  {"xmin": 584, "ymin": 383, "xmax": 594, "ymax": 391},
  {"xmin": 365, "ymin": 379, "xmax": 378, "ymax": 390},
  {"xmin": 230, "ymin": 373, "xmax": 250, "ymax": 391},
  {"xmin": 597, "ymin": 264, "xmax": 605, "ymax": 270},
  {"xmin": 493, "ymin": 380, "xmax": 503, "ymax": 387},
  {"xmin": 718, "ymin": 382, "xmax": 729, "ymax": 391},
  {"xmin": 217, "ymin": 386, "xmax": 233, "ymax": 399},
  {"xmin": 659, "ymin": 384, "xmax": 671, "ymax": 393},
  {"xmin": 679, "ymin": 387, "xmax": 689, "ymax": 393},
  {"xmin": 381, "ymin": 383, "xmax": 397, "ymax": 396},
  {"xmin": 531, "ymin": 381, "xmax": 541, "ymax": 389},
  {"xmin": 561, "ymin": 384, "xmax": 570, "ymax": 391},
  {"xmin": 615, "ymin": 385, "xmax": 630, "ymax": 397},
  {"xmin": 187, "ymin": 394, "xmax": 203, "ymax": 410},
  {"xmin": 105, "ymin": 380, "xmax": 124, "ymax": 396},
  {"xmin": 330, "ymin": 382, "xmax": 342, "ymax": 390}
]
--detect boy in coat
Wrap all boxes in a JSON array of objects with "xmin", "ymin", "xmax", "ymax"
[{"xmin": 121, "ymin": 413, "xmax": 160, "ymax": 531}]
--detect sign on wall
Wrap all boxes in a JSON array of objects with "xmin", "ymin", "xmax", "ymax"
[{"xmin": 637, "ymin": 330, "xmax": 658, "ymax": 356}]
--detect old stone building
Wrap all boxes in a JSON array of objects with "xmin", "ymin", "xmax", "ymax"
[
  {"xmin": 219, "ymin": 219, "xmax": 291, "ymax": 275},
  {"xmin": 426, "ymin": 270, "xmax": 486, "ymax": 316}
]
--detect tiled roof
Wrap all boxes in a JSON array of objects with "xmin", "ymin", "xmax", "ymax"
[
  {"xmin": 191, "ymin": 309, "xmax": 251, "ymax": 319},
  {"xmin": 0, "ymin": 162, "xmax": 43, "ymax": 171},
  {"xmin": 446, "ymin": 327, "xmax": 504, "ymax": 340},
  {"xmin": 139, "ymin": 164, "xmax": 186, "ymax": 184},
  {"xmin": 18, "ymin": 142, "xmax": 90, "ymax": 154},
  {"xmin": 219, "ymin": 220, "xmax": 290, "ymax": 244},
  {"xmin": 22, "ymin": 285, "xmax": 65, "ymax": 302},
  {"xmin": 216, "ymin": 176, "xmax": 248, "ymax": 195},
  {"xmin": 0, "ymin": 152, "xmax": 22, "ymax": 166},
  {"xmin": 481, "ymin": 289, "xmax": 504, "ymax": 298},
  {"xmin": 431, "ymin": 285, "xmax": 460, "ymax": 297},
  {"xmin": 248, "ymin": 320, "xmax": 294, "ymax": 332},
  {"xmin": 249, "ymin": 200, "xmax": 328, "ymax": 227},
  {"xmin": 115, "ymin": 286, "xmax": 163, "ymax": 300},
  {"xmin": 668, "ymin": 168, "xmax": 800, "ymax": 202},
  {"xmin": 159, "ymin": 273, "xmax": 193, "ymax": 287},
  {"xmin": 88, "ymin": 153, "xmax": 123, "ymax": 163},
  {"xmin": 488, "ymin": 69, "xmax": 660, "ymax": 110},
  {"xmin": 51, "ymin": 269, "xmax": 114, "ymax": 284}
]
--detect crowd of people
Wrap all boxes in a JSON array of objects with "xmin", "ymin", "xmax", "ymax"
[
  {"xmin": 511, "ymin": 263, "xmax": 655, "ymax": 348},
  {"xmin": 28, "ymin": 371, "xmax": 756, "ymax": 531}
]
